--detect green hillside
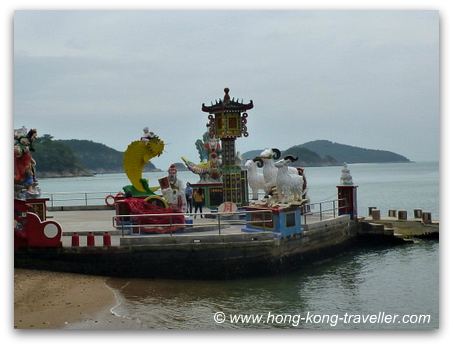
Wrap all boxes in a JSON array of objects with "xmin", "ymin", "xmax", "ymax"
[
  {"xmin": 30, "ymin": 136, "xmax": 160, "ymax": 178},
  {"xmin": 302, "ymin": 140, "xmax": 410, "ymax": 163},
  {"xmin": 241, "ymin": 149, "xmax": 262, "ymax": 161},
  {"xmin": 30, "ymin": 135, "xmax": 409, "ymax": 178},
  {"xmin": 59, "ymin": 139, "xmax": 158, "ymax": 173},
  {"xmin": 242, "ymin": 140, "xmax": 410, "ymax": 167},
  {"xmin": 282, "ymin": 146, "xmax": 338, "ymax": 166},
  {"xmin": 242, "ymin": 146, "xmax": 337, "ymax": 167},
  {"xmin": 32, "ymin": 135, "xmax": 92, "ymax": 177}
]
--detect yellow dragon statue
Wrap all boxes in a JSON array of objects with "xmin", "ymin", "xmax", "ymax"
[{"xmin": 122, "ymin": 128, "xmax": 164, "ymax": 196}]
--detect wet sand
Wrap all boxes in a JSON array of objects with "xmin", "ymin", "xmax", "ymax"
[{"xmin": 14, "ymin": 269, "xmax": 119, "ymax": 329}]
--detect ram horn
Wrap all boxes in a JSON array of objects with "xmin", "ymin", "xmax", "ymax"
[
  {"xmin": 271, "ymin": 148, "xmax": 281, "ymax": 159},
  {"xmin": 284, "ymin": 155, "xmax": 299, "ymax": 162},
  {"xmin": 253, "ymin": 157, "xmax": 264, "ymax": 168}
]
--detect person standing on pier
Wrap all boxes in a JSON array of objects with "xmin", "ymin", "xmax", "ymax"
[
  {"xmin": 193, "ymin": 188, "xmax": 204, "ymax": 218},
  {"xmin": 185, "ymin": 182, "xmax": 193, "ymax": 214}
]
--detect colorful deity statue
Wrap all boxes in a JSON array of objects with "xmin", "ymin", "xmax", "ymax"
[
  {"xmin": 181, "ymin": 129, "xmax": 222, "ymax": 182},
  {"xmin": 195, "ymin": 130, "xmax": 221, "ymax": 163},
  {"xmin": 161, "ymin": 164, "xmax": 187, "ymax": 212},
  {"xmin": 14, "ymin": 127, "xmax": 40, "ymax": 199}
]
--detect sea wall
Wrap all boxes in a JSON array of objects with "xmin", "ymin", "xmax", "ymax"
[
  {"xmin": 277, "ymin": 215, "xmax": 357, "ymax": 266},
  {"xmin": 15, "ymin": 215, "xmax": 360, "ymax": 279}
]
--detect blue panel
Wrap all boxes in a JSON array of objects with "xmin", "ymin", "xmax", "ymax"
[{"xmin": 243, "ymin": 207, "xmax": 303, "ymax": 238}]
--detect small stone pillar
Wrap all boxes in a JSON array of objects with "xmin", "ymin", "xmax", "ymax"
[
  {"xmin": 414, "ymin": 209, "xmax": 423, "ymax": 219},
  {"xmin": 422, "ymin": 212, "xmax": 432, "ymax": 224},
  {"xmin": 398, "ymin": 210, "xmax": 407, "ymax": 220},
  {"xmin": 371, "ymin": 209, "xmax": 381, "ymax": 220},
  {"xmin": 388, "ymin": 209, "xmax": 397, "ymax": 218},
  {"xmin": 337, "ymin": 164, "xmax": 358, "ymax": 220},
  {"xmin": 368, "ymin": 207, "xmax": 377, "ymax": 216}
]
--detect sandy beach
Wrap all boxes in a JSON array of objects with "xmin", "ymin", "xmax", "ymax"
[{"xmin": 14, "ymin": 269, "xmax": 117, "ymax": 329}]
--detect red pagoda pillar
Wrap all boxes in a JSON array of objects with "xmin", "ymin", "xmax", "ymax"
[
  {"xmin": 337, "ymin": 185, "xmax": 358, "ymax": 219},
  {"xmin": 337, "ymin": 163, "xmax": 358, "ymax": 219}
]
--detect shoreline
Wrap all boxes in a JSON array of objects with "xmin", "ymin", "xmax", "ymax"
[
  {"xmin": 14, "ymin": 269, "xmax": 117, "ymax": 329},
  {"xmin": 35, "ymin": 162, "xmax": 422, "ymax": 179},
  {"xmin": 38, "ymin": 169, "xmax": 164, "ymax": 179},
  {"xmin": 65, "ymin": 287, "xmax": 145, "ymax": 329}
]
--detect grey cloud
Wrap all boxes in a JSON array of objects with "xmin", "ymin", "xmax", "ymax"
[{"xmin": 14, "ymin": 10, "xmax": 439, "ymax": 168}]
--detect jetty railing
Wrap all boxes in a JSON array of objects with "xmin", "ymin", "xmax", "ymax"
[
  {"xmin": 41, "ymin": 191, "xmax": 348, "ymax": 218},
  {"xmin": 41, "ymin": 191, "xmax": 119, "ymax": 207},
  {"xmin": 112, "ymin": 198, "xmax": 346, "ymax": 237},
  {"xmin": 112, "ymin": 210, "xmax": 274, "ymax": 237},
  {"xmin": 301, "ymin": 198, "xmax": 348, "ymax": 224}
]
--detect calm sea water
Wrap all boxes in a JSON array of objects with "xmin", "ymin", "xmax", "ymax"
[
  {"xmin": 105, "ymin": 241, "xmax": 438, "ymax": 329},
  {"xmin": 39, "ymin": 162, "xmax": 439, "ymax": 219},
  {"xmin": 40, "ymin": 162, "xmax": 439, "ymax": 329}
]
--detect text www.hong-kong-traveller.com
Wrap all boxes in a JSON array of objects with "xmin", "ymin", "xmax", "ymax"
[{"xmin": 213, "ymin": 311, "xmax": 432, "ymax": 328}]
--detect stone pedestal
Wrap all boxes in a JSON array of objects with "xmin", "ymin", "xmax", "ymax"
[
  {"xmin": 242, "ymin": 205, "xmax": 302, "ymax": 239},
  {"xmin": 337, "ymin": 185, "xmax": 358, "ymax": 219},
  {"xmin": 414, "ymin": 209, "xmax": 423, "ymax": 219},
  {"xmin": 371, "ymin": 209, "xmax": 381, "ymax": 220},
  {"xmin": 398, "ymin": 210, "xmax": 407, "ymax": 220},
  {"xmin": 422, "ymin": 212, "xmax": 432, "ymax": 224}
]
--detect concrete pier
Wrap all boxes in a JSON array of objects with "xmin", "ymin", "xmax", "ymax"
[
  {"xmin": 16, "ymin": 211, "xmax": 359, "ymax": 279},
  {"xmin": 15, "ymin": 207, "xmax": 438, "ymax": 279},
  {"xmin": 363, "ymin": 216, "xmax": 439, "ymax": 239},
  {"xmin": 49, "ymin": 209, "xmax": 116, "ymax": 234},
  {"xmin": 51, "ymin": 208, "xmax": 439, "ymax": 245}
]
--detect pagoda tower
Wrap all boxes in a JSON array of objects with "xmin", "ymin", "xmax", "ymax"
[{"xmin": 202, "ymin": 88, "xmax": 253, "ymax": 206}]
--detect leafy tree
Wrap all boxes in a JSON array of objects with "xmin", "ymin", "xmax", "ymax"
[{"xmin": 32, "ymin": 136, "xmax": 90, "ymax": 176}]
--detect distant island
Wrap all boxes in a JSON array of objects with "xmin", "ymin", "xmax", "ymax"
[
  {"xmin": 172, "ymin": 162, "xmax": 189, "ymax": 171},
  {"xmin": 33, "ymin": 135, "xmax": 160, "ymax": 178},
  {"xmin": 241, "ymin": 140, "xmax": 410, "ymax": 167},
  {"xmin": 33, "ymin": 135, "xmax": 92, "ymax": 178},
  {"xmin": 32, "ymin": 136, "xmax": 410, "ymax": 178}
]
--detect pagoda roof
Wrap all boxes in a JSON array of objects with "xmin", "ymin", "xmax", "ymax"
[{"xmin": 202, "ymin": 88, "xmax": 253, "ymax": 113}]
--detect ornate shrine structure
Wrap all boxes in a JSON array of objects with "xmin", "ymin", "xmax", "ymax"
[{"xmin": 202, "ymin": 88, "xmax": 253, "ymax": 206}]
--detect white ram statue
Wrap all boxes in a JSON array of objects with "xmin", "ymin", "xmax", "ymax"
[
  {"xmin": 274, "ymin": 155, "xmax": 307, "ymax": 203},
  {"xmin": 253, "ymin": 148, "xmax": 300, "ymax": 194},
  {"xmin": 244, "ymin": 159, "xmax": 266, "ymax": 200}
]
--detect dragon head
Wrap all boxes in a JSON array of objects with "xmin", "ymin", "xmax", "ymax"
[{"xmin": 143, "ymin": 136, "xmax": 164, "ymax": 162}]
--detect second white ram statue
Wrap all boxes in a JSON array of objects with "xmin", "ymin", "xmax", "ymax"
[{"xmin": 274, "ymin": 155, "xmax": 306, "ymax": 203}]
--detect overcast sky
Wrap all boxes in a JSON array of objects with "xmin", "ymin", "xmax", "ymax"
[{"xmin": 13, "ymin": 10, "xmax": 439, "ymax": 169}]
